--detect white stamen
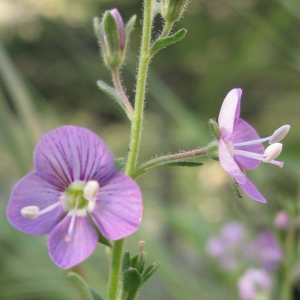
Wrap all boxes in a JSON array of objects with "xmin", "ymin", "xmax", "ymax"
[
  {"xmin": 65, "ymin": 206, "xmax": 77, "ymax": 243},
  {"xmin": 21, "ymin": 206, "xmax": 39, "ymax": 219},
  {"xmin": 233, "ymin": 137, "xmax": 270, "ymax": 147},
  {"xmin": 269, "ymin": 125, "xmax": 290, "ymax": 144},
  {"xmin": 38, "ymin": 202, "xmax": 61, "ymax": 216},
  {"xmin": 21, "ymin": 202, "xmax": 61, "ymax": 219},
  {"xmin": 233, "ymin": 149, "xmax": 265, "ymax": 160},
  {"xmin": 84, "ymin": 180, "xmax": 100, "ymax": 202},
  {"xmin": 263, "ymin": 143, "xmax": 282, "ymax": 162}
]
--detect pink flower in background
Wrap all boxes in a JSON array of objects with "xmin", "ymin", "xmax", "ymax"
[
  {"xmin": 218, "ymin": 88, "xmax": 290, "ymax": 202},
  {"xmin": 238, "ymin": 268, "xmax": 271, "ymax": 300},
  {"xmin": 274, "ymin": 211, "xmax": 289, "ymax": 228},
  {"xmin": 7, "ymin": 126, "xmax": 142, "ymax": 269}
]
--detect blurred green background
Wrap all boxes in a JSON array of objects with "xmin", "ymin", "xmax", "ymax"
[{"xmin": 0, "ymin": 0, "xmax": 300, "ymax": 299}]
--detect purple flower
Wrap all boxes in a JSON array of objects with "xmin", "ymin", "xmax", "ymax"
[
  {"xmin": 110, "ymin": 8, "xmax": 125, "ymax": 50},
  {"xmin": 218, "ymin": 88, "xmax": 290, "ymax": 202},
  {"xmin": 6, "ymin": 126, "xmax": 142, "ymax": 269},
  {"xmin": 274, "ymin": 210, "xmax": 289, "ymax": 228},
  {"xmin": 238, "ymin": 268, "xmax": 271, "ymax": 300}
]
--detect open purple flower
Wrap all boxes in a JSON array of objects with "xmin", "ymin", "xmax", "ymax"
[
  {"xmin": 218, "ymin": 88, "xmax": 290, "ymax": 202},
  {"xmin": 7, "ymin": 126, "xmax": 142, "ymax": 269}
]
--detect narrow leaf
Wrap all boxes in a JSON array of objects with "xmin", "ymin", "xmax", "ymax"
[
  {"xmin": 122, "ymin": 268, "xmax": 142, "ymax": 300},
  {"xmin": 150, "ymin": 29, "xmax": 187, "ymax": 56},
  {"xmin": 229, "ymin": 178, "xmax": 243, "ymax": 199},
  {"xmin": 97, "ymin": 80, "xmax": 124, "ymax": 107},
  {"xmin": 141, "ymin": 262, "xmax": 160, "ymax": 284},
  {"xmin": 122, "ymin": 250, "xmax": 131, "ymax": 272},
  {"xmin": 67, "ymin": 272, "xmax": 104, "ymax": 300}
]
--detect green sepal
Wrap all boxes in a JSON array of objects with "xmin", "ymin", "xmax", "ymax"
[
  {"xmin": 150, "ymin": 28, "xmax": 186, "ymax": 56},
  {"xmin": 122, "ymin": 250, "xmax": 131, "ymax": 272},
  {"xmin": 206, "ymin": 140, "xmax": 219, "ymax": 161},
  {"xmin": 131, "ymin": 252, "xmax": 147, "ymax": 274},
  {"xmin": 93, "ymin": 17, "xmax": 103, "ymax": 41},
  {"xmin": 141, "ymin": 262, "xmax": 161, "ymax": 284},
  {"xmin": 161, "ymin": 0, "xmax": 188, "ymax": 22},
  {"xmin": 125, "ymin": 15, "xmax": 136, "ymax": 47},
  {"xmin": 67, "ymin": 272, "xmax": 104, "ymax": 300},
  {"xmin": 122, "ymin": 268, "xmax": 142, "ymax": 300},
  {"xmin": 115, "ymin": 157, "xmax": 127, "ymax": 172},
  {"xmin": 102, "ymin": 11, "xmax": 120, "ymax": 63},
  {"xmin": 208, "ymin": 119, "xmax": 221, "ymax": 140},
  {"xmin": 229, "ymin": 177, "xmax": 243, "ymax": 199}
]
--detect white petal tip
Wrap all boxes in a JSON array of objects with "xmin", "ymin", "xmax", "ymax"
[{"xmin": 20, "ymin": 206, "xmax": 39, "ymax": 219}]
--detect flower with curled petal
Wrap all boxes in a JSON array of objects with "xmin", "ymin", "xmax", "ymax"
[
  {"xmin": 218, "ymin": 88, "xmax": 290, "ymax": 202},
  {"xmin": 7, "ymin": 126, "xmax": 142, "ymax": 269}
]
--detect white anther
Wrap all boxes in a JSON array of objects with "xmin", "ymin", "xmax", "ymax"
[
  {"xmin": 83, "ymin": 180, "xmax": 100, "ymax": 202},
  {"xmin": 263, "ymin": 143, "xmax": 282, "ymax": 162},
  {"xmin": 269, "ymin": 125, "xmax": 290, "ymax": 144},
  {"xmin": 21, "ymin": 206, "xmax": 39, "ymax": 219}
]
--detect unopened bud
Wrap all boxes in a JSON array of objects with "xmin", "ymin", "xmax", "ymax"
[
  {"xmin": 269, "ymin": 125, "xmax": 290, "ymax": 144},
  {"xmin": 94, "ymin": 9, "xmax": 127, "ymax": 70},
  {"xmin": 21, "ymin": 206, "xmax": 39, "ymax": 219},
  {"xmin": 263, "ymin": 143, "xmax": 282, "ymax": 162},
  {"xmin": 84, "ymin": 180, "xmax": 100, "ymax": 202},
  {"xmin": 161, "ymin": 0, "xmax": 189, "ymax": 23}
]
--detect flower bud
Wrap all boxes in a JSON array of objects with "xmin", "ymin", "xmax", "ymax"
[
  {"xmin": 274, "ymin": 211, "xmax": 289, "ymax": 228},
  {"xmin": 94, "ymin": 9, "xmax": 128, "ymax": 70},
  {"xmin": 161, "ymin": 0, "xmax": 188, "ymax": 23}
]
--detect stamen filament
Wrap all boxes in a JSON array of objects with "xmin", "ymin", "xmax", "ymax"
[
  {"xmin": 233, "ymin": 137, "xmax": 270, "ymax": 147},
  {"xmin": 65, "ymin": 206, "xmax": 77, "ymax": 243},
  {"xmin": 233, "ymin": 149, "xmax": 265, "ymax": 160},
  {"xmin": 38, "ymin": 202, "xmax": 61, "ymax": 216}
]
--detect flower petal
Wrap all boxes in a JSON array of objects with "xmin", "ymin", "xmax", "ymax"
[
  {"xmin": 48, "ymin": 216, "xmax": 98, "ymax": 269},
  {"xmin": 6, "ymin": 172, "xmax": 64, "ymax": 235},
  {"xmin": 218, "ymin": 88, "xmax": 242, "ymax": 142},
  {"xmin": 91, "ymin": 172, "xmax": 142, "ymax": 240},
  {"xmin": 232, "ymin": 118, "xmax": 264, "ymax": 170},
  {"xmin": 238, "ymin": 177, "xmax": 266, "ymax": 203},
  {"xmin": 34, "ymin": 126, "xmax": 115, "ymax": 188},
  {"xmin": 219, "ymin": 138, "xmax": 246, "ymax": 184}
]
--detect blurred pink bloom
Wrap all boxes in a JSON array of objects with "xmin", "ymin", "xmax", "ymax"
[
  {"xmin": 238, "ymin": 268, "xmax": 271, "ymax": 300},
  {"xmin": 274, "ymin": 211, "xmax": 289, "ymax": 228}
]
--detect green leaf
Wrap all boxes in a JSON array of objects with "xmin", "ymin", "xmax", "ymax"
[
  {"xmin": 150, "ymin": 28, "xmax": 187, "ymax": 56},
  {"xmin": 122, "ymin": 250, "xmax": 131, "ymax": 272},
  {"xmin": 67, "ymin": 272, "xmax": 104, "ymax": 300},
  {"xmin": 122, "ymin": 268, "xmax": 142, "ymax": 300},
  {"xmin": 130, "ymin": 252, "xmax": 147, "ymax": 274},
  {"xmin": 115, "ymin": 157, "xmax": 127, "ymax": 172},
  {"xmin": 141, "ymin": 262, "xmax": 160, "ymax": 284}
]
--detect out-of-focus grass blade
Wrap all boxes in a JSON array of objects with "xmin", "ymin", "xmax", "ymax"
[{"xmin": 0, "ymin": 40, "xmax": 44, "ymax": 148}]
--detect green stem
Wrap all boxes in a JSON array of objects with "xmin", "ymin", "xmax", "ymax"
[
  {"xmin": 125, "ymin": 0, "xmax": 155, "ymax": 176},
  {"xmin": 107, "ymin": 1, "xmax": 155, "ymax": 299},
  {"xmin": 280, "ymin": 222, "xmax": 296, "ymax": 300},
  {"xmin": 111, "ymin": 68, "xmax": 134, "ymax": 118},
  {"xmin": 160, "ymin": 20, "xmax": 174, "ymax": 38},
  {"xmin": 107, "ymin": 239, "xmax": 125, "ymax": 300},
  {"xmin": 134, "ymin": 147, "xmax": 206, "ymax": 178}
]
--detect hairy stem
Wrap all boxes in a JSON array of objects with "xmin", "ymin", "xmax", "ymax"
[
  {"xmin": 160, "ymin": 20, "xmax": 174, "ymax": 38},
  {"xmin": 111, "ymin": 68, "xmax": 134, "ymax": 118},
  {"xmin": 134, "ymin": 148, "xmax": 206, "ymax": 178},
  {"xmin": 125, "ymin": 0, "xmax": 155, "ymax": 176}
]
